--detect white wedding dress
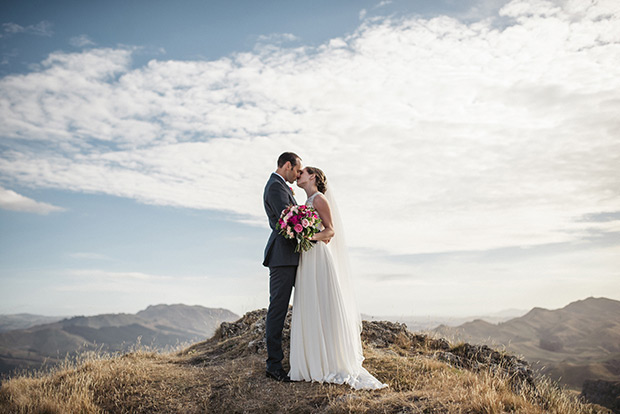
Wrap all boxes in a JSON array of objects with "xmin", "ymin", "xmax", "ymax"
[{"xmin": 288, "ymin": 192, "xmax": 387, "ymax": 390}]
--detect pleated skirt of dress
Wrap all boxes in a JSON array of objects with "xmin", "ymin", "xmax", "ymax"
[{"xmin": 288, "ymin": 242, "xmax": 387, "ymax": 390}]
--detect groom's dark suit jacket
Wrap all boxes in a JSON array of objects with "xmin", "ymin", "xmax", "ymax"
[{"xmin": 263, "ymin": 173, "xmax": 300, "ymax": 267}]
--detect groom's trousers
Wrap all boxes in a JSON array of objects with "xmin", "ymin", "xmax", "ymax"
[{"xmin": 265, "ymin": 265, "xmax": 296, "ymax": 372}]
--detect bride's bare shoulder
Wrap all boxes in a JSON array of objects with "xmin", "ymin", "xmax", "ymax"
[{"xmin": 313, "ymin": 193, "xmax": 329, "ymax": 206}]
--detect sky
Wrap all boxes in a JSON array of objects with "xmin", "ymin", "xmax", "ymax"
[{"xmin": 1, "ymin": 0, "xmax": 619, "ymax": 318}]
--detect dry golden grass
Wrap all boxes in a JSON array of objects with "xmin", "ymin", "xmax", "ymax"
[
  {"xmin": 0, "ymin": 314, "xmax": 611, "ymax": 414},
  {"xmin": 0, "ymin": 349, "xmax": 214, "ymax": 414},
  {"xmin": 327, "ymin": 347, "xmax": 605, "ymax": 414}
]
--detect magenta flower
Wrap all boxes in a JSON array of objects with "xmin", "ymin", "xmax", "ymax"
[{"xmin": 277, "ymin": 204, "xmax": 322, "ymax": 252}]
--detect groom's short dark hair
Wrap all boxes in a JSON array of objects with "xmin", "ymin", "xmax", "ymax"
[{"xmin": 278, "ymin": 152, "xmax": 301, "ymax": 168}]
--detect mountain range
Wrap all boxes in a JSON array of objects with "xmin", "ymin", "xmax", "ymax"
[
  {"xmin": 3, "ymin": 297, "xmax": 618, "ymax": 395},
  {"xmin": 0, "ymin": 314, "xmax": 66, "ymax": 333},
  {"xmin": 433, "ymin": 297, "xmax": 620, "ymax": 391},
  {"xmin": 0, "ymin": 304, "xmax": 238, "ymax": 378},
  {"xmin": 364, "ymin": 308, "xmax": 528, "ymax": 332}
]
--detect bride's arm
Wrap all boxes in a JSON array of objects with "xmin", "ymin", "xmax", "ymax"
[{"xmin": 310, "ymin": 194, "xmax": 335, "ymax": 243}]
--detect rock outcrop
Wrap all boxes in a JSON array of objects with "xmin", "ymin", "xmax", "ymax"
[{"xmin": 182, "ymin": 308, "xmax": 537, "ymax": 392}]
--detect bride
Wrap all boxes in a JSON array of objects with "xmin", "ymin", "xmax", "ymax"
[{"xmin": 288, "ymin": 166, "xmax": 387, "ymax": 390}]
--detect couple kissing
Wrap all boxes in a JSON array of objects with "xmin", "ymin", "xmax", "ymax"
[{"xmin": 262, "ymin": 152, "xmax": 387, "ymax": 390}]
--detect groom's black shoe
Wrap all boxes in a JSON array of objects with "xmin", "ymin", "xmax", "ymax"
[{"xmin": 266, "ymin": 368, "xmax": 291, "ymax": 382}]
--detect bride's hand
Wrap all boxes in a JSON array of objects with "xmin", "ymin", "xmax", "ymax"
[{"xmin": 310, "ymin": 233, "xmax": 331, "ymax": 244}]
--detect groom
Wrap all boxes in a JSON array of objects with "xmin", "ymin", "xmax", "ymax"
[{"xmin": 263, "ymin": 152, "xmax": 302, "ymax": 382}]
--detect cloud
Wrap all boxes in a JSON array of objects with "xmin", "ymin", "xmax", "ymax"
[
  {"xmin": 68, "ymin": 269, "xmax": 162, "ymax": 280},
  {"xmin": 0, "ymin": 0, "xmax": 619, "ymax": 256},
  {"xmin": 1, "ymin": 50, "xmax": 17, "ymax": 65},
  {"xmin": 458, "ymin": 0, "xmax": 512, "ymax": 21},
  {"xmin": 0, "ymin": 187, "xmax": 65, "ymax": 214},
  {"xmin": 68, "ymin": 252, "xmax": 112, "ymax": 260},
  {"xmin": 55, "ymin": 269, "xmax": 169, "ymax": 292},
  {"xmin": 2, "ymin": 21, "xmax": 53, "ymax": 37},
  {"xmin": 51, "ymin": 269, "xmax": 267, "ymax": 315},
  {"xmin": 69, "ymin": 34, "xmax": 96, "ymax": 48},
  {"xmin": 350, "ymin": 235, "xmax": 620, "ymax": 315},
  {"xmin": 256, "ymin": 33, "xmax": 299, "ymax": 43}
]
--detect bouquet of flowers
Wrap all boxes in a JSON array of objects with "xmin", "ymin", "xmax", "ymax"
[{"xmin": 277, "ymin": 204, "xmax": 322, "ymax": 253}]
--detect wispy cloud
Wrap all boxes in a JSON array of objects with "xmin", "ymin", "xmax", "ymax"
[
  {"xmin": 351, "ymin": 238, "xmax": 620, "ymax": 314},
  {"xmin": 69, "ymin": 34, "xmax": 95, "ymax": 48},
  {"xmin": 53, "ymin": 269, "xmax": 171, "ymax": 294},
  {"xmin": 457, "ymin": 0, "xmax": 511, "ymax": 21},
  {"xmin": 52, "ymin": 269, "xmax": 266, "ymax": 314},
  {"xmin": 68, "ymin": 252, "xmax": 112, "ymax": 260},
  {"xmin": 0, "ymin": 0, "xmax": 619, "ymax": 256},
  {"xmin": 376, "ymin": 1, "xmax": 392, "ymax": 8},
  {"xmin": 256, "ymin": 33, "xmax": 299, "ymax": 43},
  {"xmin": 2, "ymin": 21, "xmax": 53, "ymax": 37},
  {"xmin": 68, "ymin": 269, "xmax": 163, "ymax": 280},
  {"xmin": 0, "ymin": 187, "xmax": 65, "ymax": 214}
]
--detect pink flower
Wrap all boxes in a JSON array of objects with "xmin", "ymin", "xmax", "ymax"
[
  {"xmin": 294, "ymin": 224, "xmax": 303, "ymax": 233},
  {"xmin": 301, "ymin": 218, "xmax": 310, "ymax": 228}
]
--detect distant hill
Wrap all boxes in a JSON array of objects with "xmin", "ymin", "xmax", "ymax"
[
  {"xmin": 364, "ymin": 308, "xmax": 528, "ymax": 331},
  {"xmin": 0, "ymin": 304, "xmax": 238, "ymax": 378},
  {"xmin": 0, "ymin": 314, "xmax": 65, "ymax": 333},
  {"xmin": 433, "ymin": 297, "xmax": 620, "ymax": 391}
]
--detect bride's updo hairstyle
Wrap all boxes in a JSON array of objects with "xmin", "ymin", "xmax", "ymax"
[{"xmin": 306, "ymin": 166, "xmax": 327, "ymax": 193}]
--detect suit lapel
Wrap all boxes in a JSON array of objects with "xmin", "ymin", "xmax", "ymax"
[{"xmin": 272, "ymin": 173, "xmax": 295, "ymax": 201}]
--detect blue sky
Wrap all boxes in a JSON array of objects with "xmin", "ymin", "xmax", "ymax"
[{"xmin": 1, "ymin": 0, "xmax": 619, "ymax": 318}]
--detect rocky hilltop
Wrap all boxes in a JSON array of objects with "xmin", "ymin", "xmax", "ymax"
[{"xmin": 0, "ymin": 309, "xmax": 608, "ymax": 414}]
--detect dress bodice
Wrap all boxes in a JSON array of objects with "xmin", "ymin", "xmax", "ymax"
[
  {"xmin": 306, "ymin": 192, "xmax": 323, "ymax": 230},
  {"xmin": 305, "ymin": 192, "xmax": 321, "ymax": 208}
]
